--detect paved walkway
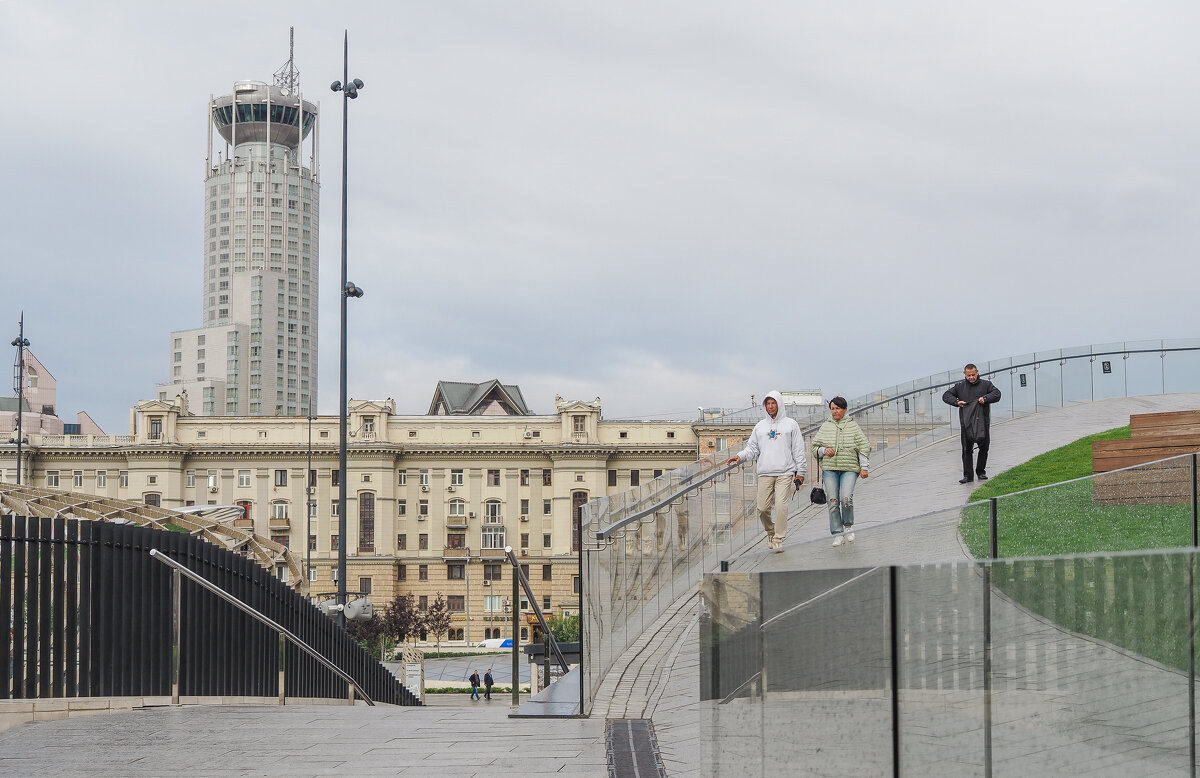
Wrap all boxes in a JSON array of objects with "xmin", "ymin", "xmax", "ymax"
[{"xmin": 0, "ymin": 394, "xmax": 1197, "ymax": 777}]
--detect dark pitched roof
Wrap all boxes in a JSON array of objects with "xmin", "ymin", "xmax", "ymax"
[{"xmin": 428, "ymin": 380, "xmax": 531, "ymax": 416}]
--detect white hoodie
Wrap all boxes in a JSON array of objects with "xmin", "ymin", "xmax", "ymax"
[{"xmin": 734, "ymin": 391, "xmax": 808, "ymax": 478}]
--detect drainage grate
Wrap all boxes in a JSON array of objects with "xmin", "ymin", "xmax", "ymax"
[{"xmin": 606, "ymin": 718, "xmax": 667, "ymax": 778}]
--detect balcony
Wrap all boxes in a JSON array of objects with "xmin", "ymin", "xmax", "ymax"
[
  {"xmin": 445, "ymin": 517, "xmax": 469, "ymax": 530},
  {"xmin": 268, "ymin": 516, "xmax": 290, "ymax": 531},
  {"xmin": 442, "ymin": 546, "xmax": 469, "ymax": 559},
  {"xmin": 479, "ymin": 547, "xmax": 508, "ymax": 559},
  {"xmin": 234, "ymin": 518, "xmax": 255, "ymax": 530}
]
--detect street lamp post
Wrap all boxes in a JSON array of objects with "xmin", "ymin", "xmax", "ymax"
[
  {"xmin": 306, "ymin": 396, "xmax": 314, "ymax": 597},
  {"xmin": 11, "ymin": 313, "xmax": 30, "ymax": 485},
  {"xmin": 331, "ymin": 31, "xmax": 365, "ymax": 629}
]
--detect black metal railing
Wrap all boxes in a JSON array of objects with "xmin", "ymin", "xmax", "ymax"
[{"xmin": 0, "ymin": 516, "xmax": 418, "ymax": 706}]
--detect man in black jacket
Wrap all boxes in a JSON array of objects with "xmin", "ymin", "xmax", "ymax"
[{"xmin": 942, "ymin": 364, "xmax": 1002, "ymax": 484}]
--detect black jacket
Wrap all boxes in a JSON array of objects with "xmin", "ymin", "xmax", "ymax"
[
  {"xmin": 942, "ymin": 378, "xmax": 1001, "ymax": 440},
  {"xmin": 484, "ymin": 672, "xmax": 494, "ymax": 688}
]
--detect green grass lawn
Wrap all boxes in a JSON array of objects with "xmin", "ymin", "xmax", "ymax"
[{"xmin": 957, "ymin": 425, "xmax": 1198, "ymax": 672}]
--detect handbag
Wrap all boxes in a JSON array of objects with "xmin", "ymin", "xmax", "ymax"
[{"xmin": 809, "ymin": 442, "xmax": 827, "ymax": 504}]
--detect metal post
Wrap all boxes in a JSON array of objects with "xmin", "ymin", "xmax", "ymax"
[
  {"xmin": 1192, "ymin": 453, "xmax": 1198, "ymax": 549},
  {"xmin": 171, "ymin": 567, "xmax": 181, "ymax": 705},
  {"xmin": 1188, "ymin": 549, "xmax": 1196, "ymax": 778},
  {"xmin": 306, "ymin": 399, "xmax": 313, "ymax": 597},
  {"xmin": 336, "ymin": 31, "xmax": 351, "ymax": 629},
  {"xmin": 982, "ymin": 563, "xmax": 993, "ymax": 778},
  {"xmin": 889, "ymin": 566, "xmax": 900, "ymax": 778},
  {"xmin": 990, "ymin": 497, "xmax": 999, "ymax": 560},
  {"xmin": 278, "ymin": 632, "xmax": 287, "ymax": 705},
  {"xmin": 512, "ymin": 556, "xmax": 520, "ymax": 707},
  {"xmin": 11, "ymin": 313, "xmax": 29, "ymax": 485}
]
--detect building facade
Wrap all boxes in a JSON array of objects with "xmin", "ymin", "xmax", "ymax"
[
  {"xmin": 157, "ymin": 52, "xmax": 320, "ymax": 418},
  {"xmin": 1, "ymin": 393, "xmax": 706, "ymax": 646}
]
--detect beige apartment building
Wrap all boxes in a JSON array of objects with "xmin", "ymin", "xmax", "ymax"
[{"xmin": 0, "ymin": 381, "xmax": 712, "ymax": 646}]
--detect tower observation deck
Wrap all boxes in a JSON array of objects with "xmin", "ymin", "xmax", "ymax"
[{"xmin": 160, "ymin": 36, "xmax": 321, "ymax": 418}]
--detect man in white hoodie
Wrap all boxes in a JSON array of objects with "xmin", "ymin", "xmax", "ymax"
[{"xmin": 727, "ymin": 391, "xmax": 807, "ymax": 551}]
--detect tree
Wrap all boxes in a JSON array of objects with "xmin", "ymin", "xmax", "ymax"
[
  {"xmin": 423, "ymin": 593, "xmax": 452, "ymax": 657},
  {"xmin": 548, "ymin": 613, "xmax": 580, "ymax": 643},
  {"xmin": 346, "ymin": 610, "xmax": 390, "ymax": 660},
  {"xmin": 382, "ymin": 593, "xmax": 421, "ymax": 645}
]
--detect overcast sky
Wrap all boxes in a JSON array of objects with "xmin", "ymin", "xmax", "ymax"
[{"xmin": 3, "ymin": 2, "xmax": 1198, "ymax": 431}]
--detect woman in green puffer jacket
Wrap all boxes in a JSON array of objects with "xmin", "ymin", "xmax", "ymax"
[{"xmin": 810, "ymin": 397, "xmax": 872, "ymax": 547}]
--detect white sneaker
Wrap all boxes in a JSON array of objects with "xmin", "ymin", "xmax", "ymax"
[
  {"xmin": 832, "ymin": 535, "xmax": 844, "ymax": 547},
  {"xmin": 845, "ymin": 531, "xmax": 855, "ymax": 543},
  {"xmin": 772, "ymin": 538, "xmax": 785, "ymax": 552}
]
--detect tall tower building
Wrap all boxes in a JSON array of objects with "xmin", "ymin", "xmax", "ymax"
[{"xmin": 158, "ymin": 39, "xmax": 319, "ymax": 417}]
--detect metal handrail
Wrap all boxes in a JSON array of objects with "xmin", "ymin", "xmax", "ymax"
[
  {"xmin": 148, "ymin": 548, "xmax": 375, "ymax": 706},
  {"xmin": 596, "ymin": 462, "xmax": 737, "ymax": 541}
]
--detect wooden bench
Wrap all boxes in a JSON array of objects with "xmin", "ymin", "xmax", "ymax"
[{"xmin": 1092, "ymin": 410, "xmax": 1200, "ymax": 504}]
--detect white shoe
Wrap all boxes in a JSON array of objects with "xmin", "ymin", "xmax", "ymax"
[
  {"xmin": 832, "ymin": 535, "xmax": 844, "ymax": 547},
  {"xmin": 772, "ymin": 537, "xmax": 785, "ymax": 552},
  {"xmin": 845, "ymin": 531, "xmax": 855, "ymax": 543}
]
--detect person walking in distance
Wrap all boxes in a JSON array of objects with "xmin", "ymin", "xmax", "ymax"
[
  {"xmin": 942, "ymin": 364, "xmax": 1002, "ymax": 484},
  {"xmin": 811, "ymin": 396, "xmax": 872, "ymax": 547},
  {"xmin": 484, "ymin": 668, "xmax": 494, "ymax": 700},
  {"xmin": 469, "ymin": 669, "xmax": 481, "ymax": 701},
  {"xmin": 727, "ymin": 391, "xmax": 807, "ymax": 551}
]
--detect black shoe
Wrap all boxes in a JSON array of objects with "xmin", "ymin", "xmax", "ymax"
[
  {"xmin": 977, "ymin": 473, "xmax": 988, "ymax": 481},
  {"xmin": 959, "ymin": 477, "xmax": 973, "ymax": 484}
]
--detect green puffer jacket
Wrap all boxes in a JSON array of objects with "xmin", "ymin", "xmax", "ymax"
[{"xmin": 811, "ymin": 417, "xmax": 872, "ymax": 473}]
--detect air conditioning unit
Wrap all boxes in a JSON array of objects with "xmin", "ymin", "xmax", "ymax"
[
  {"xmin": 421, "ymin": 485, "xmax": 430, "ymax": 492},
  {"xmin": 468, "ymin": 512, "xmax": 476, "ymax": 519},
  {"xmin": 523, "ymin": 431, "xmax": 533, "ymax": 439},
  {"xmin": 209, "ymin": 486, "xmax": 219, "ymax": 493},
  {"xmin": 446, "ymin": 485, "xmax": 455, "ymax": 492},
  {"xmin": 483, "ymin": 580, "xmax": 492, "ymax": 586},
  {"xmin": 520, "ymin": 549, "xmax": 529, "ymax": 556},
  {"xmin": 417, "ymin": 515, "xmax": 426, "ymax": 521},
  {"xmin": 519, "ymin": 515, "xmax": 529, "ymax": 522}
]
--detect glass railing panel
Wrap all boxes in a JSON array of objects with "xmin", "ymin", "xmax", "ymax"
[
  {"xmin": 1127, "ymin": 348, "xmax": 1167, "ymax": 397},
  {"xmin": 1166, "ymin": 340, "xmax": 1200, "ymax": 393},
  {"xmin": 1060, "ymin": 346, "xmax": 1094, "ymax": 405},
  {"xmin": 1091, "ymin": 343, "xmax": 1130, "ymax": 400},
  {"xmin": 1035, "ymin": 355, "xmax": 1067, "ymax": 411}
]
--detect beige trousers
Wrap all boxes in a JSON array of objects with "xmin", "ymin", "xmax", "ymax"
[{"xmin": 755, "ymin": 474, "xmax": 795, "ymax": 540}]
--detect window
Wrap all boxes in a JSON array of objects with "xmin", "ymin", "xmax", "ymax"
[
  {"xmin": 543, "ymin": 500, "xmax": 552, "ymax": 515},
  {"xmin": 448, "ymin": 564, "xmax": 464, "ymax": 580},
  {"xmin": 46, "ymin": 471, "xmax": 59, "ymax": 487},
  {"xmin": 362, "ymin": 473, "xmax": 371, "ymax": 483},
  {"xmin": 619, "ymin": 431, "xmax": 628, "ymax": 439},
  {"xmin": 484, "ymin": 595, "xmax": 502, "ymax": 612},
  {"xmin": 608, "ymin": 470, "xmax": 617, "ymax": 487},
  {"xmin": 448, "ymin": 628, "xmax": 464, "ymax": 641},
  {"xmin": 397, "ymin": 565, "xmax": 407, "ymax": 581},
  {"xmin": 448, "ymin": 595, "xmax": 464, "ymax": 612},
  {"xmin": 520, "ymin": 564, "xmax": 529, "ymax": 582},
  {"xmin": 543, "ymin": 533, "xmax": 552, "ymax": 549},
  {"xmin": 96, "ymin": 471, "xmax": 107, "ymax": 488},
  {"xmin": 308, "ymin": 566, "xmax": 317, "ymax": 582},
  {"xmin": 487, "ymin": 469, "xmax": 500, "ymax": 487},
  {"xmin": 419, "ymin": 469, "xmax": 429, "ymax": 487},
  {"xmin": 520, "ymin": 533, "xmax": 529, "ymax": 549},
  {"xmin": 144, "ymin": 494, "xmax": 161, "ymax": 507},
  {"xmin": 331, "ymin": 469, "xmax": 340, "ymax": 486},
  {"xmin": 237, "ymin": 501, "xmax": 252, "ymax": 522},
  {"xmin": 397, "ymin": 471, "xmax": 407, "ymax": 486},
  {"xmin": 543, "ymin": 469, "xmax": 552, "ymax": 486},
  {"xmin": 483, "ymin": 564, "xmax": 503, "ymax": 582},
  {"xmin": 73, "ymin": 471, "xmax": 83, "ymax": 488},
  {"xmin": 653, "ymin": 469, "xmax": 663, "ymax": 478},
  {"xmin": 272, "ymin": 502, "xmax": 289, "ymax": 519},
  {"xmin": 419, "ymin": 500, "xmax": 429, "ymax": 517},
  {"xmin": 331, "ymin": 534, "xmax": 340, "ymax": 551},
  {"xmin": 186, "ymin": 470, "xmax": 196, "ymax": 488},
  {"xmin": 573, "ymin": 415, "xmax": 586, "ymax": 433},
  {"xmin": 419, "ymin": 533, "xmax": 428, "ymax": 550},
  {"xmin": 543, "ymin": 596, "xmax": 551, "ymax": 611},
  {"xmin": 484, "ymin": 500, "xmax": 501, "ymax": 522},
  {"xmin": 397, "ymin": 534, "xmax": 407, "ymax": 550},
  {"xmin": 450, "ymin": 469, "xmax": 463, "ymax": 486},
  {"xmin": 520, "ymin": 499, "xmax": 529, "ymax": 516},
  {"xmin": 359, "ymin": 577, "xmax": 372, "ymax": 595},
  {"xmin": 542, "ymin": 564, "xmax": 553, "ymax": 581},
  {"xmin": 630, "ymin": 470, "xmax": 640, "ymax": 487},
  {"xmin": 239, "ymin": 470, "xmax": 251, "ymax": 487},
  {"xmin": 481, "ymin": 524, "xmax": 505, "ymax": 550},
  {"xmin": 331, "ymin": 501, "xmax": 339, "ymax": 517},
  {"xmin": 309, "ymin": 535, "xmax": 317, "ymax": 551},
  {"xmin": 520, "ymin": 469, "xmax": 529, "ymax": 486},
  {"xmin": 572, "ymin": 492, "xmax": 587, "ymax": 552},
  {"xmin": 667, "ymin": 431, "xmax": 676, "ymax": 439},
  {"xmin": 573, "ymin": 576, "xmax": 581, "ymax": 594},
  {"xmin": 358, "ymin": 492, "xmax": 375, "ymax": 551},
  {"xmin": 274, "ymin": 469, "xmax": 288, "ymax": 487},
  {"xmin": 419, "ymin": 595, "xmax": 428, "ymax": 610},
  {"xmin": 397, "ymin": 499, "xmax": 407, "ymax": 516},
  {"xmin": 331, "ymin": 566, "xmax": 339, "ymax": 582},
  {"xmin": 448, "ymin": 499, "xmax": 466, "ymax": 517},
  {"xmin": 419, "ymin": 565, "xmax": 428, "ymax": 582}
]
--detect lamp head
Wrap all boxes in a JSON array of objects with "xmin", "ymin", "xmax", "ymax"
[
  {"xmin": 330, "ymin": 80, "xmax": 343, "ymax": 92},
  {"xmin": 345, "ymin": 282, "xmax": 365, "ymax": 299}
]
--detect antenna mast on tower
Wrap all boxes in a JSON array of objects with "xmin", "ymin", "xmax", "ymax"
[{"xmin": 273, "ymin": 26, "xmax": 300, "ymax": 92}]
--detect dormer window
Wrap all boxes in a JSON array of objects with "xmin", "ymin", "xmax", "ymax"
[{"xmin": 572, "ymin": 415, "xmax": 586, "ymax": 434}]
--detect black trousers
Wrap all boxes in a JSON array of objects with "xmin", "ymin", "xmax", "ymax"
[{"xmin": 961, "ymin": 429, "xmax": 990, "ymax": 478}]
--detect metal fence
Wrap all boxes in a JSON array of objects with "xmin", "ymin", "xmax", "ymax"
[{"xmin": 0, "ymin": 516, "xmax": 418, "ymax": 705}]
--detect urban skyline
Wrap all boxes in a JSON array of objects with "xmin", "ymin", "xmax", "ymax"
[{"xmin": 3, "ymin": 4, "xmax": 1198, "ymax": 433}]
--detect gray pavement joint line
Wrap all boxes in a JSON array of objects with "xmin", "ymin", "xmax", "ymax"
[{"xmin": 610, "ymin": 590, "xmax": 700, "ymax": 717}]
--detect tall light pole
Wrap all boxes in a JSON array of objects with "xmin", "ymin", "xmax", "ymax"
[
  {"xmin": 306, "ymin": 396, "xmax": 314, "ymax": 597},
  {"xmin": 331, "ymin": 31, "xmax": 365, "ymax": 629},
  {"xmin": 11, "ymin": 313, "xmax": 30, "ymax": 485}
]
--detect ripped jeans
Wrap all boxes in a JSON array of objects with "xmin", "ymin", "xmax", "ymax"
[{"xmin": 822, "ymin": 469, "xmax": 859, "ymax": 535}]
